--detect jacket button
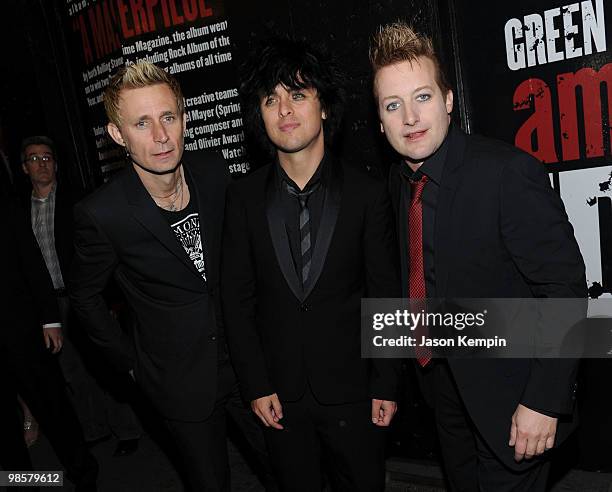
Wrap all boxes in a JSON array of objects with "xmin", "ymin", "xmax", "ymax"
[
  {"xmin": 210, "ymin": 335, "xmax": 217, "ymax": 341},
  {"xmin": 299, "ymin": 304, "xmax": 309, "ymax": 312}
]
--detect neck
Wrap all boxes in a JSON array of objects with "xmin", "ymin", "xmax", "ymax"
[
  {"xmin": 278, "ymin": 140, "xmax": 325, "ymax": 191},
  {"xmin": 133, "ymin": 161, "xmax": 183, "ymax": 197},
  {"xmin": 406, "ymin": 161, "xmax": 422, "ymax": 173},
  {"xmin": 32, "ymin": 181, "xmax": 54, "ymax": 199}
]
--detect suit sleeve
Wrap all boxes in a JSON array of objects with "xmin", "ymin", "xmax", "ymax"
[
  {"xmin": 221, "ymin": 184, "xmax": 274, "ymax": 401},
  {"xmin": 363, "ymin": 179, "xmax": 402, "ymax": 401},
  {"xmin": 499, "ymin": 154, "xmax": 587, "ymax": 415},
  {"xmin": 69, "ymin": 201, "xmax": 135, "ymax": 373}
]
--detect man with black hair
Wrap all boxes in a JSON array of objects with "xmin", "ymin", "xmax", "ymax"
[{"xmin": 222, "ymin": 38, "xmax": 400, "ymax": 491}]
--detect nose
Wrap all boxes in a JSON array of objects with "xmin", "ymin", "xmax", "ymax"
[
  {"xmin": 403, "ymin": 102, "xmax": 419, "ymax": 126},
  {"xmin": 152, "ymin": 121, "xmax": 169, "ymax": 143},
  {"xmin": 278, "ymin": 96, "xmax": 293, "ymax": 118}
]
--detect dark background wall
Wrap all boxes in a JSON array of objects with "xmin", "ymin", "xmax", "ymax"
[
  {"xmin": 1, "ymin": 0, "xmax": 93, "ymax": 198},
  {"xmin": 0, "ymin": 0, "xmax": 459, "ymax": 196},
  {"xmin": 225, "ymin": 0, "xmax": 442, "ymax": 173}
]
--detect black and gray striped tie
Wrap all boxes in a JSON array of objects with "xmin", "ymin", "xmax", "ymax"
[{"xmin": 286, "ymin": 183, "xmax": 319, "ymax": 286}]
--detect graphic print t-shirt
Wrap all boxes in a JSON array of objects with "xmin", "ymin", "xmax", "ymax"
[{"xmin": 159, "ymin": 193, "xmax": 207, "ymax": 282}]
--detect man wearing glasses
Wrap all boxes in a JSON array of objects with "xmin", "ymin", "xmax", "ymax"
[
  {"xmin": 21, "ymin": 137, "xmax": 66, "ymax": 355},
  {"xmin": 21, "ymin": 136, "xmax": 142, "ymax": 455}
]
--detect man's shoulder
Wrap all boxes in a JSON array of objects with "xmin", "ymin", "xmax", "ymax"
[
  {"xmin": 227, "ymin": 163, "xmax": 272, "ymax": 196},
  {"xmin": 457, "ymin": 130, "xmax": 550, "ymax": 191},
  {"xmin": 55, "ymin": 182, "xmax": 82, "ymax": 207},
  {"xmin": 463, "ymin": 131, "xmax": 534, "ymax": 167},
  {"xmin": 184, "ymin": 150, "xmax": 228, "ymax": 182},
  {"xmin": 338, "ymin": 159, "xmax": 387, "ymax": 194},
  {"xmin": 75, "ymin": 167, "xmax": 130, "ymax": 215}
]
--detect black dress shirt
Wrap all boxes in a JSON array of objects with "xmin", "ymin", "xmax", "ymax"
[
  {"xmin": 276, "ymin": 154, "xmax": 328, "ymax": 284},
  {"xmin": 399, "ymin": 133, "xmax": 449, "ymax": 298}
]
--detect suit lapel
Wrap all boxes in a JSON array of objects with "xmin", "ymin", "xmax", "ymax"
[
  {"xmin": 184, "ymin": 163, "xmax": 215, "ymax": 284},
  {"xmin": 265, "ymin": 168, "xmax": 303, "ymax": 301},
  {"xmin": 302, "ymin": 164, "xmax": 341, "ymax": 300},
  {"xmin": 434, "ymin": 127, "xmax": 468, "ymax": 298},
  {"xmin": 122, "ymin": 165, "xmax": 202, "ymax": 279}
]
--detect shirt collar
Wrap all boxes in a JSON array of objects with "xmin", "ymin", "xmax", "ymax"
[
  {"xmin": 276, "ymin": 151, "xmax": 328, "ymax": 193},
  {"xmin": 399, "ymin": 128, "xmax": 450, "ymax": 184}
]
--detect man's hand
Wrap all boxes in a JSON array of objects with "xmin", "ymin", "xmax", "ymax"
[
  {"xmin": 251, "ymin": 393, "xmax": 284, "ymax": 430},
  {"xmin": 372, "ymin": 399, "xmax": 397, "ymax": 427},
  {"xmin": 509, "ymin": 403, "xmax": 557, "ymax": 462},
  {"xmin": 43, "ymin": 327, "xmax": 63, "ymax": 354}
]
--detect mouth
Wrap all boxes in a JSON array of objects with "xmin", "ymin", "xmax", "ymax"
[
  {"xmin": 279, "ymin": 122, "xmax": 300, "ymax": 132},
  {"xmin": 404, "ymin": 130, "xmax": 428, "ymax": 141},
  {"xmin": 153, "ymin": 149, "xmax": 174, "ymax": 158}
]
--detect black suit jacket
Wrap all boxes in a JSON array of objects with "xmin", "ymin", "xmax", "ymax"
[
  {"xmin": 389, "ymin": 127, "xmax": 587, "ymax": 469},
  {"xmin": 221, "ymin": 157, "xmax": 401, "ymax": 404},
  {"xmin": 2, "ymin": 203, "xmax": 59, "ymax": 353},
  {"xmin": 70, "ymin": 153, "xmax": 229, "ymax": 421}
]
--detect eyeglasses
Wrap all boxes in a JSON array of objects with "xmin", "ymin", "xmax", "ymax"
[{"xmin": 25, "ymin": 155, "xmax": 53, "ymax": 164}]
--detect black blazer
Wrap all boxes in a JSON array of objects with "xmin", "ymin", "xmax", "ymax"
[
  {"xmin": 70, "ymin": 153, "xmax": 229, "ymax": 421},
  {"xmin": 221, "ymin": 157, "xmax": 401, "ymax": 405},
  {"xmin": 2, "ymin": 203, "xmax": 59, "ymax": 352},
  {"xmin": 389, "ymin": 127, "xmax": 587, "ymax": 469}
]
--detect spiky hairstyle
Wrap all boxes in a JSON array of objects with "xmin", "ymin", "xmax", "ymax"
[
  {"xmin": 104, "ymin": 61, "xmax": 184, "ymax": 126},
  {"xmin": 239, "ymin": 36, "xmax": 346, "ymax": 156},
  {"xmin": 370, "ymin": 21, "xmax": 450, "ymax": 94}
]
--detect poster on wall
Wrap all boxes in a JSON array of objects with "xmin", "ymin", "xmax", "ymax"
[
  {"xmin": 454, "ymin": 0, "xmax": 611, "ymax": 299},
  {"xmin": 63, "ymin": 0, "xmax": 249, "ymax": 182}
]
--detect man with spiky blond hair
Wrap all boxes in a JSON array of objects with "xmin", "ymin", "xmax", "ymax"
[
  {"xmin": 70, "ymin": 61, "xmax": 271, "ymax": 491},
  {"xmin": 370, "ymin": 22, "xmax": 586, "ymax": 492}
]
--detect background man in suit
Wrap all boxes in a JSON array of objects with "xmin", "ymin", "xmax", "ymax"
[
  {"xmin": 222, "ymin": 38, "xmax": 400, "ymax": 491},
  {"xmin": 21, "ymin": 135, "xmax": 142, "ymax": 455},
  {"xmin": 0, "ymin": 200, "xmax": 97, "ymax": 490},
  {"xmin": 70, "ymin": 62, "xmax": 270, "ymax": 491},
  {"xmin": 369, "ymin": 23, "xmax": 587, "ymax": 491}
]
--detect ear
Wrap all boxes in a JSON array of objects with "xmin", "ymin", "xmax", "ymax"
[
  {"xmin": 182, "ymin": 112, "xmax": 187, "ymax": 132},
  {"xmin": 445, "ymin": 89, "xmax": 454, "ymax": 115},
  {"xmin": 321, "ymin": 109, "xmax": 327, "ymax": 120},
  {"xmin": 107, "ymin": 123, "xmax": 126, "ymax": 147},
  {"xmin": 22, "ymin": 163, "xmax": 29, "ymax": 175},
  {"xmin": 380, "ymin": 122, "xmax": 385, "ymax": 134}
]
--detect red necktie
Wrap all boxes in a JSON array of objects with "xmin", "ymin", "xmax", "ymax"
[{"xmin": 408, "ymin": 175, "xmax": 431, "ymax": 366}]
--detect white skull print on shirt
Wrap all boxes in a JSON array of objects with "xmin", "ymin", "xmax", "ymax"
[{"xmin": 169, "ymin": 211, "xmax": 207, "ymax": 281}]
